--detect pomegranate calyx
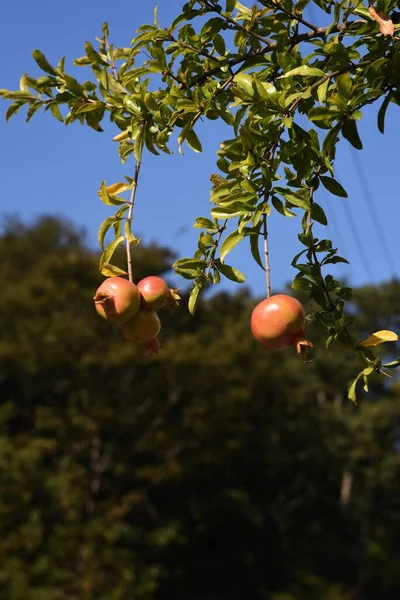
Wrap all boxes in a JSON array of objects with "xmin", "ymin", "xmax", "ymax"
[
  {"xmin": 93, "ymin": 292, "xmax": 112, "ymax": 304},
  {"xmin": 143, "ymin": 336, "xmax": 162, "ymax": 355},
  {"xmin": 169, "ymin": 288, "xmax": 181, "ymax": 307}
]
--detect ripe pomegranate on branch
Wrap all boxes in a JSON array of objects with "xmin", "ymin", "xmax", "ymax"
[
  {"xmin": 1, "ymin": 0, "xmax": 399, "ymax": 400},
  {"xmin": 251, "ymin": 295, "xmax": 313, "ymax": 355}
]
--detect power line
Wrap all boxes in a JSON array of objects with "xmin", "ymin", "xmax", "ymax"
[
  {"xmin": 335, "ymin": 167, "xmax": 375, "ymax": 281},
  {"xmin": 319, "ymin": 189, "xmax": 350, "ymax": 260},
  {"xmin": 349, "ymin": 148, "xmax": 396, "ymax": 277}
]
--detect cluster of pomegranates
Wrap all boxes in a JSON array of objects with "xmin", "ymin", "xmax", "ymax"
[
  {"xmin": 250, "ymin": 294, "xmax": 313, "ymax": 355},
  {"xmin": 94, "ymin": 276, "xmax": 180, "ymax": 354},
  {"xmin": 94, "ymin": 276, "xmax": 311, "ymax": 357}
]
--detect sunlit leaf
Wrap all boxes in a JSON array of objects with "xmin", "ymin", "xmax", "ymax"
[
  {"xmin": 279, "ymin": 65, "xmax": 325, "ymax": 79},
  {"xmin": 101, "ymin": 263, "xmax": 128, "ymax": 277},
  {"xmin": 220, "ymin": 229, "xmax": 244, "ymax": 263},
  {"xmin": 217, "ymin": 262, "xmax": 245, "ymax": 283},
  {"xmin": 99, "ymin": 236, "xmax": 125, "ymax": 269},
  {"xmin": 368, "ymin": 5, "xmax": 394, "ymax": 37},
  {"xmin": 188, "ymin": 281, "xmax": 204, "ymax": 315},
  {"xmin": 32, "ymin": 50, "xmax": 59, "ymax": 76},
  {"xmin": 106, "ymin": 182, "xmax": 132, "ymax": 195},
  {"xmin": 357, "ymin": 330, "xmax": 398, "ymax": 348}
]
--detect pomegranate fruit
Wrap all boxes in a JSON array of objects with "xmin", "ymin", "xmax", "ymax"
[
  {"xmin": 137, "ymin": 276, "xmax": 180, "ymax": 309},
  {"xmin": 94, "ymin": 277, "xmax": 141, "ymax": 323},
  {"xmin": 121, "ymin": 308, "xmax": 161, "ymax": 343},
  {"xmin": 251, "ymin": 294, "xmax": 313, "ymax": 354}
]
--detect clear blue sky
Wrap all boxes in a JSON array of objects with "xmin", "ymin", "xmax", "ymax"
[{"xmin": 1, "ymin": 0, "xmax": 398, "ymax": 296}]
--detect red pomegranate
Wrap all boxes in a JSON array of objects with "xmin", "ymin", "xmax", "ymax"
[
  {"xmin": 137, "ymin": 276, "xmax": 180, "ymax": 309},
  {"xmin": 121, "ymin": 308, "xmax": 161, "ymax": 343},
  {"xmin": 94, "ymin": 277, "xmax": 141, "ymax": 323},
  {"xmin": 251, "ymin": 294, "xmax": 313, "ymax": 354}
]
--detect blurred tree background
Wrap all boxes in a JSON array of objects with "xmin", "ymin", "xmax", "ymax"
[{"xmin": 0, "ymin": 216, "xmax": 399, "ymax": 600}]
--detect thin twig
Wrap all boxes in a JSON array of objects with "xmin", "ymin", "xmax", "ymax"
[
  {"xmin": 199, "ymin": 0, "xmax": 274, "ymax": 47},
  {"xmin": 273, "ymin": 3, "xmax": 320, "ymax": 33},
  {"xmin": 263, "ymin": 214, "xmax": 271, "ymax": 298},
  {"xmin": 104, "ymin": 31, "xmax": 118, "ymax": 81},
  {"xmin": 206, "ymin": 220, "xmax": 227, "ymax": 276},
  {"xmin": 126, "ymin": 145, "xmax": 143, "ymax": 282}
]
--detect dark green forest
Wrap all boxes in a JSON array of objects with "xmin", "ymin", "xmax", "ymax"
[{"xmin": 1, "ymin": 216, "xmax": 400, "ymax": 600}]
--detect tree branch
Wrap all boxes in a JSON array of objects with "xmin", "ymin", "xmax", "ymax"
[{"xmin": 126, "ymin": 141, "xmax": 143, "ymax": 282}]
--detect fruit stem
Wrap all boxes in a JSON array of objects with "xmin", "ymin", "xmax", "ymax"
[
  {"xmin": 126, "ymin": 134, "xmax": 144, "ymax": 283},
  {"xmin": 263, "ymin": 214, "xmax": 271, "ymax": 298}
]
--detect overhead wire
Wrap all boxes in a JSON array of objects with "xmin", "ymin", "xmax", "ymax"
[
  {"xmin": 349, "ymin": 148, "xmax": 396, "ymax": 278},
  {"xmin": 334, "ymin": 166, "xmax": 375, "ymax": 281},
  {"xmin": 318, "ymin": 188, "xmax": 354, "ymax": 279}
]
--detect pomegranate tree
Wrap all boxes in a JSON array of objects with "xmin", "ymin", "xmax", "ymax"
[
  {"xmin": 251, "ymin": 294, "xmax": 312, "ymax": 354},
  {"xmin": 94, "ymin": 277, "xmax": 141, "ymax": 323},
  {"xmin": 137, "ymin": 276, "xmax": 180, "ymax": 310}
]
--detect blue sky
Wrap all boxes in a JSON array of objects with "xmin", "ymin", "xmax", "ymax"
[{"xmin": 1, "ymin": 0, "xmax": 399, "ymax": 297}]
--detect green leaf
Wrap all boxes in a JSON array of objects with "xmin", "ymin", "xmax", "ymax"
[
  {"xmin": 347, "ymin": 376, "xmax": 359, "ymax": 403},
  {"xmin": 211, "ymin": 203, "xmax": 253, "ymax": 219},
  {"xmin": 124, "ymin": 221, "xmax": 140, "ymax": 246},
  {"xmin": 144, "ymin": 92, "xmax": 159, "ymax": 113},
  {"xmin": 225, "ymin": 0, "xmax": 236, "ymax": 12},
  {"xmin": 377, "ymin": 92, "xmax": 392, "ymax": 134},
  {"xmin": 342, "ymin": 119, "xmax": 363, "ymax": 150},
  {"xmin": 323, "ymin": 122, "xmax": 341, "ymax": 157},
  {"xmin": 249, "ymin": 231, "xmax": 264, "ymax": 270},
  {"xmin": 210, "ymin": 173, "xmax": 227, "ymax": 188},
  {"xmin": 75, "ymin": 101, "xmax": 105, "ymax": 115},
  {"xmin": 188, "ymin": 282, "xmax": 204, "ymax": 315},
  {"xmin": 101, "ymin": 263, "xmax": 128, "ymax": 277},
  {"xmin": 272, "ymin": 196, "xmax": 296, "ymax": 218},
  {"xmin": 319, "ymin": 176, "xmax": 348, "ymax": 198},
  {"xmin": 63, "ymin": 75, "xmax": 85, "ymax": 97},
  {"xmin": 49, "ymin": 102, "xmax": 64, "ymax": 122},
  {"xmin": 99, "ymin": 236, "xmax": 125, "ymax": 268},
  {"xmin": 348, "ymin": 367, "xmax": 374, "ymax": 402},
  {"xmin": 217, "ymin": 262, "xmax": 246, "ymax": 283},
  {"xmin": 382, "ymin": 358, "xmax": 400, "ymax": 368},
  {"xmin": 214, "ymin": 33, "xmax": 226, "ymax": 56},
  {"xmin": 5, "ymin": 101, "xmax": 26, "ymax": 122},
  {"xmin": 275, "ymin": 187, "xmax": 311, "ymax": 211},
  {"xmin": 98, "ymin": 216, "xmax": 118, "ymax": 249},
  {"xmin": 322, "ymin": 255, "xmax": 349, "ymax": 265},
  {"xmin": 32, "ymin": 50, "xmax": 59, "ymax": 75},
  {"xmin": 317, "ymin": 78, "xmax": 330, "ymax": 104},
  {"xmin": 311, "ymin": 202, "xmax": 327, "ymax": 225},
  {"xmin": 194, "ymin": 217, "xmax": 217, "ymax": 230},
  {"xmin": 292, "ymin": 276, "xmax": 313, "ymax": 291},
  {"xmin": 220, "ymin": 230, "xmax": 244, "ymax": 263},
  {"xmin": 233, "ymin": 73, "xmax": 254, "ymax": 96},
  {"xmin": 308, "ymin": 107, "xmax": 340, "ymax": 125},
  {"xmin": 336, "ymin": 73, "xmax": 352, "ymax": 99},
  {"xmin": 134, "ymin": 129, "xmax": 144, "ymax": 162},
  {"xmin": 186, "ymin": 128, "xmax": 203, "ymax": 153},
  {"xmin": 279, "ymin": 65, "xmax": 325, "ymax": 79}
]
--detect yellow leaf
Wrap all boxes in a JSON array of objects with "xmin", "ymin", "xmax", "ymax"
[
  {"xmin": 113, "ymin": 129, "xmax": 129, "ymax": 142},
  {"xmin": 106, "ymin": 182, "xmax": 132, "ymax": 195},
  {"xmin": 101, "ymin": 263, "xmax": 128, "ymax": 277},
  {"xmin": 368, "ymin": 5, "xmax": 395, "ymax": 37},
  {"xmin": 357, "ymin": 329, "xmax": 398, "ymax": 348}
]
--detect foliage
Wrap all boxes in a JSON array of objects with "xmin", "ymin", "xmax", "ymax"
[
  {"xmin": 1, "ymin": 1, "xmax": 400, "ymax": 395},
  {"xmin": 0, "ymin": 216, "xmax": 400, "ymax": 599}
]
